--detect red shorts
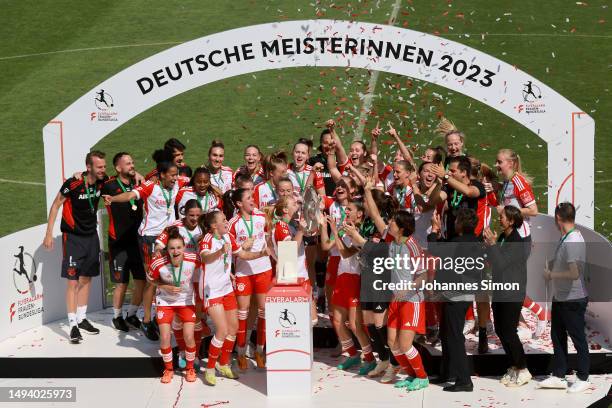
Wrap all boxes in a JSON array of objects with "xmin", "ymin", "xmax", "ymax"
[
  {"xmin": 235, "ymin": 269, "xmax": 272, "ymax": 296},
  {"xmin": 331, "ymin": 273, "xmax": 360, "ymax": 309},
  {"xmin": 387, "ymin": 301, "xmax": 425, "ymax": 333},
  {"xmin": 156, "ymin": 305, "xmax": 197, "ymax": 325},
  {"xmin": 205, "ymin": 292, "xmax": 238, "ymax": 311},
  {"xmin": 325, "ymin": 256, "xmax": 340, "ymax": 287}
]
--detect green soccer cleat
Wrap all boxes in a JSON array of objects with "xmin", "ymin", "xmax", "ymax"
[
  {"xmin": 337, "ymin": 355, "xmax": 361, "ymax": 371},
  {"xmin": 358, "ymin": 360, "xmax": 377, "ymax": 376},
  {"xmin": 407, "ymin": 377, "xmax": 429, "ymax": 391},
  {"xmin": 394, "ymin": 377, "xmax": 415, "ymax": 388}
]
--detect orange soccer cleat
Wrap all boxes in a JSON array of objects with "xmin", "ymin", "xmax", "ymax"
[
  {"xmin": 160, "ymin": 369, "xmax": 174, "ymax": 384},
  {"xmin": 237, "ymin": 354, "xmax": 249, "ymax": 371},
  {"xmin": 185, "ymin": 368, "xmax": 197, "ymax": 382},
  {"xmin": 255, "ymin": 351, "xmax": 266, "ymax": 369}
]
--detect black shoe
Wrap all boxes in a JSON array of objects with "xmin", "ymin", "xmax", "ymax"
[
  {"xmin": 142, "ymin": 321, "xmax": 159, "ymax": 341},
  {"xmin": 112, "ymin": 316, "xmax": 129, "ymax": 332},
  {"xmin": 125, "ymin": 314, "xmax": 142, "ymax": 329},
  {"xmin": 429, "ymin": 375, "xmax": 455, "ymax": 385},
  {"xmin": 78, "ymin": 319, "xmax": 100, "ymax": 335},
  {"xmin": 151, "ymin": 318, "xmax": 160, "ymax": 334},
  {"xmin": 316, "ymin": 295, "xmax": 326, "ymax": 314},
  {"xmin": 443, "ymin": 382, "xmax": 474, "ymax": 392},
  {"xmin": 478, "ymin": 327, "xmax": 489, "ymax": 354},
  {"xmin": 70, "ymin": 326, "xmax": 82, "ymax": 344}
]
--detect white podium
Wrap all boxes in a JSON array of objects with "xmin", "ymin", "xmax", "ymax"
[{"xmin": 265, "ymin": 281, "xmax": 313, "ymax": 397}]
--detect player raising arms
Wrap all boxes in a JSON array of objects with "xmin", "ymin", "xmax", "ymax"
[
  {"xmin": 104, "ymin": 161, "xmax": 186, "ymax": 341},
  {"xmin": 176, "ymin": 167, "xmax": 223, "ymax": 216},
  {"xmin": 148, "ymin": 227, "xmax": 200, "ymax": 384},
  {"xmin": 228, "ymin": 188, "xmax": 274, "ymax": 369},
  {"xmin": 207, "ymin": 140, "xmax": 233, "ymax": 194}
]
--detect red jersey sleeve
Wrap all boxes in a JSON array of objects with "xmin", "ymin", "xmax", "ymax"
[
  {"xmin": 252, "ymin": 184, "xmax": 261, "ymax": 208},
  {"xmin": 512, "ymin": 174, "xmax": 536, "ymax": 208},
  {"xmin": 156, "ymin": 227, "xmax": 169, "ymax": 247},
  {"xmin": 199, "ymin": 235, "xmax": 212, "ymax": 254},
  {"xmin": 313, "ymin": 172, "xmax": 324, "ymax": 190},
  {"xmin": 379, "ymin": 164, "xmax": 392, "ymax": 180},
  {"xmin": 486, "ymin": 191, "xmax": 498, "ymax": 207},
  {"xmin": 323, "ymin": 196, "xmax": 334, "ymax": 210},
  {"xmin": 147, "ymin": 256, "xmax": 164, "ymax": 281},
  {"xmin": 274, "ymin": 221, "xmax": 291, "ymax": 243},
  {"xmin": 229, "ymin": 234, "xmax": 241, "ymax": 253},
  {"xmin": 144, "ymin": 168, "xmax": 158, "ymax": 181},
  {"xmin": 178, "ymin": 176, "xmax": 190, "ymax": 188},
  {"xmin": 338, "ymin": 159, "xmax": 350, "ymax": 174},
  {"xmin": 134, "ymin": 180, "xmax": 155, "ymax": 200}
]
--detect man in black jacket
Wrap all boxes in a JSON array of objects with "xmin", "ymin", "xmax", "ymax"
[{"xmin": 427, "ymin": 208, "xmax": 485, "ymax": 392}]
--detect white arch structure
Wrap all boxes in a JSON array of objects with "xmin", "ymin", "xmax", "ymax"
[{"xmin": 43, "ymin": 20, "xmax": 595, "ymax": 227}]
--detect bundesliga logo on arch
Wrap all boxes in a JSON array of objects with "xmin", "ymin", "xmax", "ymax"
[{"xmin": 90, "ymin": 89, "xmax": 118, "ymax": 122}]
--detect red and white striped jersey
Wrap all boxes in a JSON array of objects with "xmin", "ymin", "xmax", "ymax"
[
  {"xmin": 501, "ymin": 173, "xmax": 536, "ymax": 238},
  {"xmin": 337, "ymin": 235, "xmax": 360, "ymax": 276},
  {"xmin": 287, "ymin": 163, "xmax": 324, "ymax": 193},
  {"xmin": 176, "ymin": 186, "xmax": 221, "ymax": 215},
  {"xmin": 388, "ymin": 183, "xmax": 416, "ymax": 212},
  {"xmin": 228, "ymin": 210, "xmax": 271, "ymax": 276},
  {"xmin": 272, "ymin": 220, "xmax": 308, "ymax": 279},
  {"xmin": 232, "ymin": 166, "xmax": 265, "ymax": 186},
  {"xmin": 134, "ymin": 180, "xmax": 182, "ymax": 237},
  {"xmin": 209, "ymin": 166, "xmax": 233, "ymax": 193},
  {"xmin": 156, "ymin": 220, "xmax": 203, "ymax": 254},
  {"xmin": 253, "ymin": 181, "xmax": 278, "ymax": 208},
  {"xmin": 379, "ymin": 164, "xmax": 395, "ymax": 191},
  {"xmin": 148, "ymin": 253, "xmax": 201, "ymax": 306},
  {"xmin": 198, "ymin": 233, "xmax": 240, "ymax": 300}
]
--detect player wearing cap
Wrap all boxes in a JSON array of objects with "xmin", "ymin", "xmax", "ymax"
[{"xmin": 43, "ymin": 151, "xmax": 107, "ymax": 343}]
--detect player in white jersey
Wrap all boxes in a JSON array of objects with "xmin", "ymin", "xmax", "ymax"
[
  {"xmin": 288, "ymin": 138, "xmax": 325, "ymax": 196},
  {"xmin": 412, "ymin": 162, "xmax": 446, "ymax": 249},
  {"xmin": 495, "ymin": 148, "xmax": 546, "ymax": 337},
  {"xmin": 198, "ymin": 210, "xmax": 270, "ymax": 385},
  {"xmin": 253, "ymin": 151, "xmax": 288, "ymax": 208},
  {"xmin": 319, "ymin": 202, "xmax": 376, "ymax": 375},
  {"xmin": 176, "ymin": 167, "xmax": 223, "ymax": 215},
  {"xmin": 385, "ymin": 212, "xmax": 429, "ymax": 391},
  {"xmin": 388, "ymin": 160, "xmax": 417, "ymax": 212},
  {"xmin": 104, "ymin": 161, "xmax": 186, "ymax": 341},
  {"xmin": 207, "ymin": 140, "xmax": 233, "ymax": 193},
  {"xmin": 228, "ymin": 188, "xmax": 274, "ymax": 370},
  {"xmin": 232, "ymin": 145, "xmax": 265, "ymax": 186},
  {"xmin": 148, "ymin": 227, "xmax": 201, "ymax": 384}
]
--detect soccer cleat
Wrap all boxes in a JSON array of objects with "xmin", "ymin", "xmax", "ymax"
[
  {"xmin": 463, "ymin": 320, "xmax": 475, "ymax": 335},
  {"xmin": 394, "ymin": 377, "xmax": 415, "ymax": 389},
  {"xmin": 407, "ymin": 377, "xmax": 429, "ymax": 391},
  {"xmin": 204, "ymin": 368, "xmax": 216, "ymax": 386},
  {"xmin": 536, "ymin": 375, "xmax": 567, "ymax": 389},
  {"xmin": 358, "ymin": 360, "xmax": 377, "ymax": 376},
  {"xmin": 78, "ymin": 319, "xmax": 100, "ymax": 335},
  {"xmin": 534, "ymin": 320, "xmax": 547, "ymax": 339},
  {"xmin": 112, "ymin": 316, "xmax": 129, "ymax": 332},
  {"xmin": 177, "ymin": 352, "xmax": 187, "ymax": 369},
  {"xmin": 337, "ymin": 355, "xmax": 361, "ymax": 371},
  {"xmin": 380, "ymin": 365, "xmax": 399, "ymax": 384},
  {"xmin": 500, "ymin": 367, "xmax": 516, "ymax": 385},
  {"xmin": 160, "ymin": 369, "xmax": 173, "ymax": 384},
  {"xmin": 69, "ymin": 326, "xmax": 82, "ymax": 344},
  {"xmin": 125, "ymin": 314, "xmax": 142, "ymax": 329},
  {"xmin": 141, "ymin": 321, "xmax": 159, "ymax": 341},
  {"xmin": 237, "ymin": 355, "xmax": 249, "ymax": 371},
  {"xmin": 217, "ymin": 364, "xmax": 239, "ymax": 379},
  {"xmin": 567, "ymin": 379, "xmax": 590, "ymax": 393},
  {"xmin": 185, "ymin": 368, "xmax": 197, "ymax": 382},
  {"xmin": 367, "ymin": 360, "xmax": 390, "ymax": 378},
  {"xmin": 507, "ymin": 368, "xmax": 532, "ymax": 387},
  {"xmin": 194, "ymin": 357, "xmax": 201, "ymax": 371},
  {"xmin": 255, "ymin": 351, "xmax": 266, "ymax": 369}
]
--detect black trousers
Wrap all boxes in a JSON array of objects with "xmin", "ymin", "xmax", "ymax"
[
  {"xmin": 492, "ymin": 301, "xmax": 526, "ymax": 369},
  {"xmin": 440, "ymin": 301, "xmax": 472, "ymax": 384},
  {"xmin": 551, "ymin": 297, "xmax": 590, "ymax": 381}
]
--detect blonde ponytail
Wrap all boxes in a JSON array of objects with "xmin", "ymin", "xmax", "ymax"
[
  {"xmin": 498, "ymin": 148, "xmax": 533, "ymax": 184},
  {"xmin": 435, "ymin": 117, "xmax": 465, "ymax": 143}
]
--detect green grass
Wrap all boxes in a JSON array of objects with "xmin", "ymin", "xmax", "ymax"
[{"xmin": 0, "ymin": 0, "xmax": 610, "ymax": 238}]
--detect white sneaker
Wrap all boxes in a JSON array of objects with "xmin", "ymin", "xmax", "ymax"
[
  {"xmin": 500, "ymin": 367, "xmax": 516, "ymax": 385},
  {"xmin": 380, "ymin": 364, "xmax": 399, "ymax": 384},
  {"xmin": 533, "ymin": 320, "xmax": 547, "ymax": 339},
  {"xmin": 367, "ymin": 359, "xmax": 390, "ymax": 378},
  {"xmin": 567, "ymin": 379, "xmax": 590, "ymax": 393},
  {"xmin": 536, "ymin": 375, "xmax": 568, "ymax": 389},
  {"xmin": 508, "ymin": 368, "xmax": 532, "ymax": 387},
  {"xmin": 463, "ymin": 320, "xmax": 475, "ymax": 335}
]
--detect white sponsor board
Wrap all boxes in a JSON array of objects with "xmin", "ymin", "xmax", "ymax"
[
  {"xmin": 42, "ymin": 20, "xmax": 594, "ymax": 227},
  {"xmin": 0, "ymin": 224, "xmax": 104, "ymax": 342}
]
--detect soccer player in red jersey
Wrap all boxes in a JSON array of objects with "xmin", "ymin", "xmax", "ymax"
[
  {"xmin": 148, "ymin": 227, "xmax": 201, "ymax": 383},
  {"xmin": 43, "ymin": 151, "xmax": 107, "ymax": 343}
]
